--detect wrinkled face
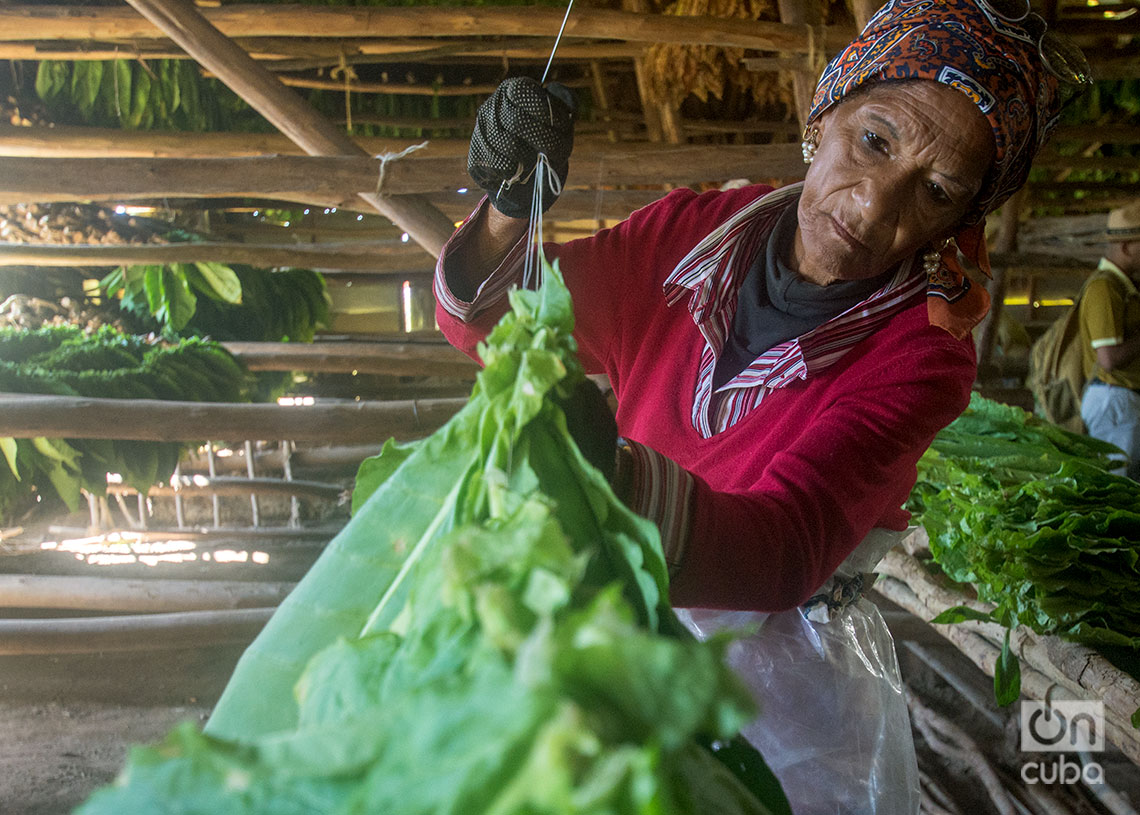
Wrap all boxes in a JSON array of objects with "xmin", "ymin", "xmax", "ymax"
[{"xmin": 794, "ymin": 80, "xmax": 995, "ymax": 286}]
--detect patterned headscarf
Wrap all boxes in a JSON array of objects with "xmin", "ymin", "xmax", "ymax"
[{"xmin": 806, "ymin": 0, "xmax": 1067, "ymax": 339}]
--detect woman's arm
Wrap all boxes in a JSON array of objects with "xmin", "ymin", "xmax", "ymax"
[
  {"xmin": 663, "ymin": 342, "xmax": 975, "ymax": 612},
  {"xmin": 443, "ymin": 204, "xmax": 529, "ymax": 302}
]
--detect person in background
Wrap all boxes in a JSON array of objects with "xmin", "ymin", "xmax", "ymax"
[
  {"xmin": 1079, "ymin": 200, "xmax": 1140, "ymax": 479},
  {"xmin": 435, "ymin": 0, "xmax": 1088, "ymax": 811}
]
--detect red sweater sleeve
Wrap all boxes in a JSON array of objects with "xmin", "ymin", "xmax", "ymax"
[{"xmin": 669, "ymin": 338, "xmax": 975, "ymax": 612}]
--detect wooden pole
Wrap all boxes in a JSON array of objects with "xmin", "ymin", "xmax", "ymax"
[
  {"xmin": 776, "ymin": 0, "xmax": 820, "ymax": 130},
  {"xmin": 0, "ymin": 38, "xmax": 651, "ymax": 63},
  {"xmin": 0, "ymin": 5, "xmax": 857, "ymax": 52},
  {"xmin": 0, "ymin": 145, "xmax": 806, "ymax": 204},
  {"xmin": 0, "ymin": 607, "xmax": 274, "ymax": 654},
  {"xmin": 0, "ymin": 123, "xmax": 469, "ymax": 159},
  {"xmin": 118, "ymin": 0, "xmax": 456, "ymax": 257},
  {"xmin": 975, "ymin": 189, "xmax": 1025, "ymax": 381},
  {"xmin": 107, "ymin": 476, "xmax": 344, "ymax": 500},
  {"xmin": 0, "ymin": 241, "xmax": 436, "ymax": 273},
  {"xmin": 0, "ymin": 393, "xmax": 468, "ymax": 443},
  {"xmin": 221, "ymin": 340, "xmax": 478, "ymax": 378},
  {"xmin": 850, "ymin": 0, "xmax": 883, "ymax": 29},
  {"xmin": 0, "ymin": 574, "xmax": 294, "ymax": 613}
]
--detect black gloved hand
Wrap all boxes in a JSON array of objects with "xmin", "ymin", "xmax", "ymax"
[
  {"xmin": 553, "ymin": 377, "xmax": 618, "ymax": 483},
  {"xmin": 468, "ymin": 76, "xmax": 575, "ymax": 219}
]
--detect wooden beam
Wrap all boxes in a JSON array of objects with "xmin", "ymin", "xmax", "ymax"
[
  {"xmin": 1031, "ymin": 153, "xmax": 1140, "ymax": 173},
  {"xmin": 0, "ymin": 123, "xmax": 644, "ymax": 159},
  {"xmin": 1050, "ymin": 124, "xmax": 1140, "ymax": 145},
  {"xmin": 0, "ymin": 123, "xmax": 469, "ymax": 159},
  {"xmin": 0, "ymin": 607, "xmax": 273, "ymax": 654},
  {"xmin": 0, "ymin": 574, "xmax": 295, "ymax": 613},
  {"xmin": 776, "ymin": 0, "xmax": 819, "ymax": 130},
  {"xmin": 976, "ymin": 189, "xmax": 1024, "ymax": 380},
  {"xmin": 119, "ymin": 0, "xmax": 455, "ymax": 257},
  {"xmin": 0, "ymin": 240, "xmax": 435, "ymax": 272},
  {"xmin": 850, "ymin": 0, "xmax": 882, "ymax": 29},
  {"xmin": 0, "ymin": 145, "xmax": 806, "ymax": 205},
  {"xmin": 0, "ymin": 38, "xmax": 649, "ymax": 63},
  {"xmin": 0, "ymin": 5, "xmax": 857, "ymax": 52},
  {"xmin": 221, "ymin": 340, "xmax": 478, "ymax": 378},
  {"xmin": 0, "ymin": 393, "xmax": 468, "ymax": 443},
  {"xmin": 109, "ymin": 476, "xmax": 344, "ymax": 500}
]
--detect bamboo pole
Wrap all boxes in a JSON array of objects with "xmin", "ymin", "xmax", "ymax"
[
  {"xmin": 0, "ymin": 393, "xmax": 468, "ymax": 443},
  {"xmin": 0, "ymin": 145, "xmax": 806, "ymax": 204},
  {"xmin": 118, "ymin": 0, "xmax": 456, "ymax": 257},
  {"xmin": 0, "ymin": 607, "xmax": 273, "ymax": 654},
  {"xmin": 0, "ymin": 574, "xmax": 294, "ymax": 613},
  {"xmin": 0, "ymin": 5, "xmax": 857, "ymax": 52},
  {"xmin": 221, "ymin": 340, "xmax": 478, "ymax": 378},
  {"xmin": 0, "ymin": 241, "xmax": 436, "ymax": 272}
]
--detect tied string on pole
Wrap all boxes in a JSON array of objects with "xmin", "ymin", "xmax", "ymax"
[{"xmin": 375, "ymin": 141, "xmax": 430, "ymax": 197}]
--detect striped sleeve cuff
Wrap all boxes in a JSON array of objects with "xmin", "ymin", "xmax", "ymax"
[
  {"xmin": 434, "ymin": 196, "xmax": 528, "ymax": 323},
  {"xmin": 622, "ymin": 439, "xmax": 694, "ymax": 574}
]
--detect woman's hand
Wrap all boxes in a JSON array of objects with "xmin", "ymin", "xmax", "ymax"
[{"xmin": 468, "ymin": 77, "xmax": 576, "ymax": 219}]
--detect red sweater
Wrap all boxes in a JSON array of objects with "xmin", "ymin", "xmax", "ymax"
[{"xmin": 436, "ymin": 185, "xmax": 976, "ymax": 612}]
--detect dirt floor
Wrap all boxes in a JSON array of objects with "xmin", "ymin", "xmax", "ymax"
[
  {"xmin": 0, "ymin": 644, "xmax": 250, "ymax": 814},
  {"xmin": 0, "ymin": 509, "xmax": 329, "ymax": 814}
]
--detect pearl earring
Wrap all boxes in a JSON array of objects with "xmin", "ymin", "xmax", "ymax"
[
  {"xmin": 924, "ymin": 239, "xmax": 953, "ymax": 278},
  {"xmin": 801, "ymin": 127, "xmax": 819, "ymax": 165}
]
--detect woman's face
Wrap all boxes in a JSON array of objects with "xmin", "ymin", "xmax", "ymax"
[{"xmin": 794, "ymin": 80, "xmax": 995, "ymax": 286}]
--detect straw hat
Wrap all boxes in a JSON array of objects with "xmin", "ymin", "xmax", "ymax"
[{"xmin": 1106, "ymin": 200, "xmax": 1140, "ymax": 242}]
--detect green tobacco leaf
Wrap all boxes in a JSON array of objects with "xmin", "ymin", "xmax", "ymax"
[
  {"xmin": 191, "ymin": 262, "xmax": 243, "ymax": 304},
  {"xmin": 350, "ymin": 438, "xmax": 417, "ymax": 515},
  {"xmin": 994, "ymin": 628, "xmax": 1021, "ymax": 706},
  {"xmin": 98, "ymin": 267, "xmax": 124, "ymax": 296},
  {"xmin": 35, "ymin": 61, "xmax": 65, "ymax": 101},
  {"xmin": 159, "ymin": 266, "xmax": 197, "ymax": 331},
  {"xmin": 88, "ymin": 261, "xmax": 787, "ymax": 815},
  {"xmin": 1132, "ymin": 706, "xmax": 1139, "ymax": 730},
  {"xmin": 143, "ymin": 265, "xmax": 164, "ymax": 315},
  {"xmin": 113, "ymin": 59, "xmax": 131, "ymax": 123},
  {"xmin": 30, "ymin": 438, "xmax": 82, "ymax": 511},
  {"xmin": 127, "ymin": 67, "xmax": 151, "ymax": 129},
  {"xmin": 0, "ymin": 437, "xmax": 19, "ymax": 480},
  {"xmin": 929, "ymin": 605, "xmax": 996, "ymax": 625}
]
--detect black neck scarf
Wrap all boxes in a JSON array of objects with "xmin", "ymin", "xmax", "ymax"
[{"xmin": 712, "ymin": 201, "xmax": 894, "ymax": 390}]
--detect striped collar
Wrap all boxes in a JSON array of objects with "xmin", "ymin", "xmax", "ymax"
[{"xmin": 662, "ymin": 183, "xmax": 927, "ymax": 437}]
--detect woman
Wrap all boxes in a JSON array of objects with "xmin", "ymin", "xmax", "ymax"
[{"xmin": 435, "ymin": 0, "xmax": 1087, "ymax": 811}]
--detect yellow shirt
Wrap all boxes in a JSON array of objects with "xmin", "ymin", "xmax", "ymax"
[{"xmin": 1078, "ymin": 258, "xmax": 1140, "ymax": 390}]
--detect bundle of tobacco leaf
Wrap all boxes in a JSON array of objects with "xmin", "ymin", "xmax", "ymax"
[
  {"xmin": 906, "ymin": 394, "xmax": 1140, "ymax": 700},
  {"xmin": 77, "ymin": 263, "xmax": 790, "ymax": 815}
]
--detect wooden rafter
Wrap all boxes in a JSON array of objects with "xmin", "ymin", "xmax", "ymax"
[
  {"xmin": 119, "ymin": 0, "xmax": 455, "ymax": 256},
  {"xmin": 0, "ymin": 5, "xmax": 858, "ymax": 52},
  {"xmin": 0, "ymin": 393, "xmax": 467, "ymax": 443},
  {"xmin": 0, "ymin": 145, "xmax": 808, "ymax": 205}
]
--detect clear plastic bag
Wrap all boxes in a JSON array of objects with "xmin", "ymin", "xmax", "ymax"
[{"xmin": 676, "ymin": 529, "xmax": 920, "ymax": 815}]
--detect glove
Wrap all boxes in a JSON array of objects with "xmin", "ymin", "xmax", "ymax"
[
  {"xmin": 468, "ymin": 76, "xmax": 575, "ymax": 219},
  {"xmin": 553, "ymin": 377, "xmax": 618, "ymax": 483}
]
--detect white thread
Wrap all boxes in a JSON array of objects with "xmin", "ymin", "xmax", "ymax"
[
  {"xmin": 374, "ymin": 141, "xmax": 429, "ymax": 196},
  {"xmin": 522, "ymin": 152, "xmax": 563, "ymax": 289},
  {"xmin": 540, "ymin": 0, "xmax": 576, "ymax": 84}
]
